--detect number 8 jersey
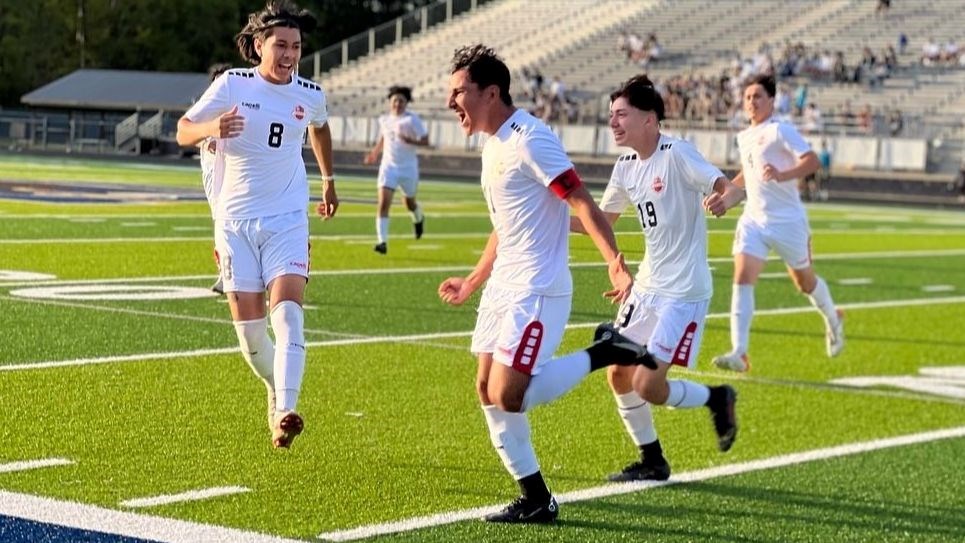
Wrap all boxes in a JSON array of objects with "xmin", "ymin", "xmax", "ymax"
[
  {"xmin": 599, "ymin": 135, "xmax": 723, "ymax": 302},
  {"xmin": 184, "ymin": 68, "xmax": 328, "ymax": 220}
]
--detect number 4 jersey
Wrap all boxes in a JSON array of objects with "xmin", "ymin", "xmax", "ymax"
[
  {"xmin": 599, "ymin": 135, "xmax": 723, "ymax": 302},
  {"xmin": 184, "ymin": 68, "xmax": 328, "ymax": 220}
]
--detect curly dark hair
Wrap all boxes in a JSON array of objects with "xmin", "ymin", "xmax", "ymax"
[
  {"xmin": 387, "ymin": 85, "xmax": 413, "ymax": 103},
  {"xmin": 235, "ymin": 0, "xmax": 317, "ymax": 65},
  {"xmin": 207, "ymin": 63, "xmax": 232, "ymax": 82},
  {"xmin": 450, "ymin": 44, "xmax": 513, "ymax": 106},
  {"xmin": 610, "ymin": 74, "xmax": 665, "ymax": 121}
]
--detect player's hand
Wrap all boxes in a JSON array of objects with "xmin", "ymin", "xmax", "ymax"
[
  {"xmin": 604, "ymin": 253, "xmax": 633, "ymax": 304},
  {"xmin": 762, "ymin": 163, "xmax": 783, "ymax": 182},
  {"xmin": 316, "ymin": 180, "xmax": 338, "ymax": 220},
  {"xmin": 215, "ymin": 105, "xmax": 244, "ymax": 139},
  {"xmin": 703, "ymin": 192, "xmax": 727, "ymax": 217},
  {"xmin": 438, "ymin": 276, "xmax": 474, "ymax": 306},
  {"xmin": 363, "ymin": 153, "xmax": 377, "ymax": 165}
]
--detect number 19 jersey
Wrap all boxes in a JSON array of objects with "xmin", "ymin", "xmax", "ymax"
[
  {"xmin": 599, "ymin": 135, "xmax": 722, "ymax": 302},
  {"xmin": 184, "ymin": 68, "xmax": 328, "ymax": 220}
]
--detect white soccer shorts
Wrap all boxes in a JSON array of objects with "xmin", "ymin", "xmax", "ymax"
[
  {"xmin": 377, "ymin": 166, "xmax": 419, "ymax": 197},
  {"xmin": 613, "ymin": 288, "xmax": 709, "ymax": 369},
  {"xmin": 470, "ymin": 284, "xmax": 571, "ymax": 376},
  {"xmin": 732, "ymin": 214, "xmax": 812, "ymax": 270},
  {"xmin": 214, "ymin": 210, "xmax": 310, "ymax": 293}
]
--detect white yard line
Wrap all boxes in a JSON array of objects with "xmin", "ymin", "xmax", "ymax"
[
  {"xmin": 1, "ymin": 247, "xmax": 963, "ymax": 290},
  {"xmin": 317, "ymin": 426, "xmax": 965, "ymax": 541},
  {"xmin": 922, "ymin": 284, "xmax": 955, "ymax": 292},
  {"xmin": 0, "ymin": 490, "xmax": 303, "ymax": 543},
  {"xmin": 120, "ymin": 486, "xmax": 250, "ymax": 508},
  {"xmin": 0, "ymin": 458, "xmax": 73, "ymax": 474},
  {"xmin": 839, "ymin": 277, "xmax": 874, "ymax": 285},
  {"xmin": 4, "ymin": 296, "xmax": 964, "ymax": 373}
]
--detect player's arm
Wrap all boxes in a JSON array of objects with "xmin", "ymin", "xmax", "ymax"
[
  {"xmin": 564, "ymin": 181, "xmax": 632, "ymax": 303},
  {"xmin": 703, "ymin": 176, "xmax": 745, "ymax": 217},
  {"xmin": 763, "ymin": 151, "xmax": 819, "ymax": 182},
  {"xmin": 176, "ymin": 106, "xmax": 243, "ymax": 147},
  {"xmin": 730, "ymin": 169, "xmax": 745, "ymax": 188},
  {"xmin": 570, "ymin": 210, "xmax": 620, "ymax": 234},
  {"xmin": 439, "ymin": 231, "xmax": 498, "ymax": 306},
  {"xmin": 363, "ymin": 136, "xmax": 384, "ymax": 164},
  {"xmin": 401, "ymin": 134, "xmax": 430, "ymax": 146},
  {"xmin": 309, "ymin": 123, "xmax": 338, "ymax": 219}
]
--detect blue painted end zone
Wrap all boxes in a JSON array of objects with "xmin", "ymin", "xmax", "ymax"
[{"xmin": 0, "ymin": 514, "xmax": 161, "ymax": 543}]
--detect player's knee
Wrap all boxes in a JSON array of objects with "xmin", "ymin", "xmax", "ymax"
[
  {"xmin": 270, "ymin": 300, "xmax": 305, "ymax": 347},
  {"xmin": 607, "ymin": 364, "xmax": 635, "ymax": 392},
  {"xmin": 489, "ymin": 385, "xmax": 524, "ymax": 413},
  {"xmin": 632, "ymin": 371, "xmax": 667, "ymax": 405},
  {"xmin": 234, "ymin": 318, "xmax": 268, "ymax": 361}
]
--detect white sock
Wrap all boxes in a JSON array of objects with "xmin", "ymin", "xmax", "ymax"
[
  {"xmin": 731, "ymin": 284, "xmax": 754, "ymax": 355},
  {"xmin": 482, "ymin": 405, "xmax": 539, "ymax": 479},
  {"xmin": 807, "ymin": 276, "xmax": 839, "ymax": 328},
  {"xmin": 666, "ymin": 380, "xmax": 710, "ymax": 408},
  {"xmin": 270, "ymin": 301, "xmax": 305, "ymax": 413},
  {"xmin": 410, "ymin": 204, "xmax": 424, "ymax": 223},
  {"xmin": 376, "ymin": 217, "xmax": 390, "ymax": 244},
  {"xmin": 232, "ymin": 318, "xmax": 274, "ymax": 389},
  {"xmin": 520, "ymin": 351, "xmax": 590, "ymax": 411},
  {"xmin": 615, "ymin": 391, "xmax": 657, "ymax": 446}
]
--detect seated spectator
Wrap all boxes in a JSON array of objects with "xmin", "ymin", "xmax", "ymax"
[
  {"xmin": 898, "ymin": 33, "xmax": 909, "ymax": 55},
  {"xmin": 832, "ymin": 51, "xmax": 850, "ymax": 83},
  {"xmin": 887, "ymin": 108, "xmax": 903, "ymax": 136},
  {"xmin": 942, "ymin": 40, "xmax": 959, "ymax": 64},
  {"xmin": 921, "ymin": 38, "xmax": 942, "ymax": 65},
  {"xmin": 857, "ymin": 104, "xmax": 874, "ymax": 134},
  {"xmin": 802, "ymin": 103, "xmax": 823, "ymax": 134},
  {"xmin": 876, "ymin": 0, "xmax": 891, "ymax": 16}
]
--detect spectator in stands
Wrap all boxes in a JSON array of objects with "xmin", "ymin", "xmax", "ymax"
[
  {"xmin": 775, "ymin": 83, "xmax": 792, "ymax": 118},
  {"xmin": 922, "ymin": 38, "xmax": 942, "ymax": 65},
  {"xmin": 832, "ymin": 51, "xmax": 850, "ymax": 83},
  {"xmin": 875, "ymin": 0, "xmax": 891, "ymax": 17},
  {"xmin": 817, "ymin": 139, "xmax": 832, "ymax": 201},
  {"xmin": 176, "ymin": 0, "xmax": 337, "ymax": 450},
  {"xmin": 803, "ymin": 102, "xmax": 823, "ymax": 134},
  {"xmin": 549, "ymin": 76, "xmax": 567, "ymax": 105},
  {"xmin": 363, "ymin": 85, "xmax": 429, "ymax": 255},
  {"xmin": 941, "ymin": 40, "xmax": 959, "ymax": 64},
  {"xmin": 793, "ymin": 83, "xmax": 808, "ymax": 116},
  {"xmin": 887, "ymin": 108, "xmax": 904, "ymax": 136},
  {"xmin": 712, "ymin": 74, "xmax": 844, "ymax": 373},
  {"xmin": 898, "ymin": 33, "xmax": 909, "ymax": 55},
  {"xmin": 857, "ymin": 104, "xmax": 874, "ymax": 134}
]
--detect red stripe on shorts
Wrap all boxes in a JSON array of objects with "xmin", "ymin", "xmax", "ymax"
[
  {"xmin": 671, "ymin": 322, "xmax": 698, "ymax": 367},
  {"xmin": 511, "ymin": 321, "xmax": 545, "ymax": 375}
]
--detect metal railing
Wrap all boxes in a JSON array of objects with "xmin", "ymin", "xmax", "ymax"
[{"xmin": 298, "ymin": 0, "xmax": 490, "ymax": 80}]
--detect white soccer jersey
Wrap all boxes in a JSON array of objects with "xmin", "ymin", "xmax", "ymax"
[
  {"xmin": 184, "ymin": 68, "xmax": 328, "ymax": 220},
  {"xmin": 736, "ymin": 117, "xmax": 811, "ymax": 223},
  {"xmin": 199, "ymin": 137, "xmax": 225, "ymax": 218},
  {"xmin": 378, "ymin": 111, "xmax": 427, "ymax": 172},
  {"xmin": 600, "ymin": 135, "xmax": 722, "ymax": 302},
  {"xmin": 481, "ymin": 109, "xmax": 574, "ymax": 296}
]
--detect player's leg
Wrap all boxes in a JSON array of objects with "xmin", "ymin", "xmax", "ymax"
[
  {"xmin": 470, "ymin": 287, "xmax": 556, "ymax": 523},
  {"xmin": 774, "ymin": 220, "xmax": 844, "ymax": 357},
  {"xmin": 375, "ymin": 168, "xmax": 397, "ymax": 254},
  {"xmin": 633, "ymin": 296, "xmax": 737, "ymax": 452},
  {"xmin": 400, "ymin": 175, "xmax": 424, "ymax": 239},
  {"xmin": 218, "ymin": 220, "xmax": 275, "ymax": 425},
  {"xmin": 604, "ymin": 291, "xmax": 669, "ymax": 482},
  {"xmin": 714, "ymin": 217, "xmax": 767, "ymax": 371},
  {"xmin": 262, "ymin": 212, "xmax": 311, "ymax": 448}
]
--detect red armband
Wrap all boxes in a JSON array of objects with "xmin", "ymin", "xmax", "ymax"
[{"xmin": 548, "ymin": 168, "xmax": 583, "ymax": 199}]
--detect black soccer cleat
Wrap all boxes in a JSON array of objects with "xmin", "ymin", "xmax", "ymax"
[
  {"xmin": 210, "ymin": 277, "xmax": 225, "ymax": 295},
  {"xmin": 482, "ymin": 495, "xmax": 559, "ymax": 524},
  {"xmin": 414, "ymin": 219, "xmax": 424, "ymax": 239},
  {"xmin": 707, "ymin": 385, "xmax": 738, "ymax": 452},
  {"xmin": 374, "ymin": 242, "xmax": 387, "ymax": 255},
  {"xmin": 587, "ymin": 323, "xmax": 658, "ymax": 370},
  {"xmin": 607, "ymin": 459, "xmax": 671, "ymax": 483}
]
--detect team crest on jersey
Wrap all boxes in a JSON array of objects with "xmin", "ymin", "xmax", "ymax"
[
  {"xmin": 293, "ymin": 105, "xmax": 305, "ymax": 120},
  {"xmin": 652, "ymin": 176, "xmax": 664, "ymax": 193}
]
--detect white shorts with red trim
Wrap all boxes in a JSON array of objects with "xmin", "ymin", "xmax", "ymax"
[
  {"xmin": 470, "ymin": 284, "xmax": 571, "ymax": 376},
  {"xmin": 613, "ymin": 288, "xmax": 708, "ymax": 369},
  {"xmin": 732, "ymin": 214, "xmax": 812, "ymax": 270},
  {"xmin": 214, "ymin": 210, "xmax": 310, "ymax": 293}
]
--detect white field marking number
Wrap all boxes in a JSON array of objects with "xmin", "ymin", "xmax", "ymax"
[{"xmin": 832, "ymin": 366, "xmax": 965, "ymax": 400}]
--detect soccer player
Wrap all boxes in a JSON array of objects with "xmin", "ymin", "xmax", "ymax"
[
  {"xmin": 200, "ymin": 62, "xmax": 232, "ymax": 295},
  {"xmin": 438, "ymin": 45, "xmax": 653, "ymax": 524},
  {"xmin": 574, "ymin": 75, "xmax": 743, "ymax": 482},
  {"xmin": 712, "ymin": 74, "xmax": 844, "ymax": 373},
  {"xmin": 176, "ymin": 0, "xmax": 338, "ymax": 449},
  {"xmin": 363, "ymin": 85, "xmax": 429, "ymax": 254}
]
